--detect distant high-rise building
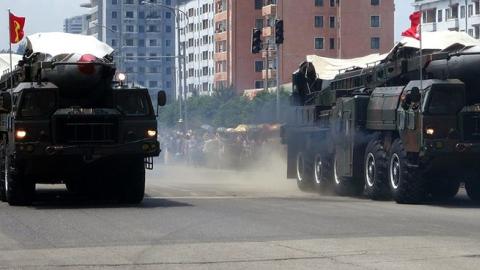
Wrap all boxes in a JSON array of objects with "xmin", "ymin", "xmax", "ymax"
[
  {"xmin": 176, "ymin": 0, "xmax": 215, "ymax": 97},
  {"xmin": 213, "ymin": 0, "xmax": 395, "ymax": 94},
  {"xmin": 81, "ymin": 0, "xmax": 177, "ymax": 103},
  {"xmin": 64, "ymin": 15, "xmax": 88, "ymax": 34},
  {"xmin": 413, "ymin": 0, "xmax": 480, "ymax": 38}
]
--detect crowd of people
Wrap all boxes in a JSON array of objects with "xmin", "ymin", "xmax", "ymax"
[{"xmin": 158, "ymin": 125, "xmax": 281, "ymax": 169}]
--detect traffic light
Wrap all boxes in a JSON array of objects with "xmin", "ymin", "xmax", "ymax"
[
  {"xmin": 251, "ymin": 28, "xmax": 262, "ymax": 54},
  {"xmin": 275, "ymin": 20, "xmax": 284, "ymax": 45}
]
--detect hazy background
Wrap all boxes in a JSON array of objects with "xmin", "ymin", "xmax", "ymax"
[{"xmin": 1, "ymin": 0, "xmax": 414, "ymax": 51}]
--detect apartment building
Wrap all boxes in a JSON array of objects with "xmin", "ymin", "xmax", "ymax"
[
  {"xmin": 414, "ymin": 0, "xmax": 480, "ymax": 38},
  {"xmin": 64, "ymin": 15, "xmax": 88, "ymax": 34},
  {"xmin": 214, "ymin": 0, "xmax": 394, "ymax": 94},
  {"xmin": 177, "ymin": 0, "xmax": 215, "ymax": 97},
  {"xmin": 80, "ymin": 0, "xmax": 177, "ymax": 102}
]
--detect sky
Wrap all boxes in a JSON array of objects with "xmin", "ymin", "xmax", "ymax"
[{"xmin": 0, "ymin": 0, "xmax": 414, "ymax": 51}]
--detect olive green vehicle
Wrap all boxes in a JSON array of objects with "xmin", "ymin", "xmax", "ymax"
[
  {"xmin": 0, "ymin": 39, "xmax": 166, "ymax": 206},
  {"xmin": 281, "ymin": 37, "xmax": 480, "ymax": 204}
]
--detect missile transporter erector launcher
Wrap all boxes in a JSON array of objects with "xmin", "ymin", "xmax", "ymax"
[
  {"xmin": 0, "ymin": 33, "xmax": 166, "ymax": 206},
  {"xmin": 281, "ymin": 31, "xmax": 480, "ymax": 204}
]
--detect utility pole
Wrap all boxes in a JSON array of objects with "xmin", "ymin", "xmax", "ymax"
[{"xmin": 176, "ymin": 12, "xmax": 183, "ymax": 123}]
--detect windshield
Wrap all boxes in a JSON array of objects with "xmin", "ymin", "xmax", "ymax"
[
  {"xmin": 18, "ymin": 90, "xmax": 57, "ymax": 118},
  {"xmin": 426, "ymin": 85, "xmax": 465, "ymax": 115},
  {"xmin": 115, "ymin": 92, "xmax": 151, "ymax": 116}
]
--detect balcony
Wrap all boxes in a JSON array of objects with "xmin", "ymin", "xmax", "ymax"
[
  {"xmin": 214, "ymin": 52, "xmax": 227, "ymax": 61},
  {"xmin": 262, "ymin": 26, "xmax": 274, "ymax": 37},
  {"xmin": 262, "ymin": 4, "xmax": 277, "ymax": 17},
  {"xmin": 215, "ymin": 31, "xmax": 227, "ymax": 41},
  {"xmin": 214, "ymin": 72, "xmax": 228, "ymax": 82},
  {"xmin": 262, "ymin": 69, "xmax": 276, "ymax": 79}
]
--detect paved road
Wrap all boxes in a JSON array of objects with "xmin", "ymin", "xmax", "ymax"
[{"xmin": 1, "ymin": 161, "xmax": 480, "ymax": 269}]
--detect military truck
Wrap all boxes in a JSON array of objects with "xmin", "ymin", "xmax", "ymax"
[
  {"xmin": 0, "ymin": 33, "xmax": 166, "ymax": 206},
  {"xmin": 281, "ymin": 31, "xmax": 480, "ymax": 204}
]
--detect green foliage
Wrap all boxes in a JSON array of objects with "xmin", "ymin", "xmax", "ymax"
[{"xmin": 158, "ymin": 87, "xmax": 291, "ymax": 128}]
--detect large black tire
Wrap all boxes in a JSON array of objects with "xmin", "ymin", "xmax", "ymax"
[
  {"xmin": 5, "ymin": 158, "xmax": 35, "ymax": 206},
  {"xmin": 333, "ymin": 158, "xmax": 363, "ymax": 196},
  {"xmin": 118, "ymin": 158, "xmax": 145, "ymax": 204},
  {"xmin": 295, "ymin": 152, "xmax": 314, "ymax": 191},
  {"xmin": 428, "ymin": 178, "xmax": 460, "ymax": 201},
  {"xmin": 312, "ymin": 153, "xmax": 330, "ymax": 193},
  {"xmin": 465, "ymin": 180, "xmax": 480, "ymax": 202},
  {"xmin": 364, "ymin": 139, "xmax": 390, "ymax": 200},
  {"xmin": 388, "ymin": 139, "xmax": 426, "ymax": 204},
  {"xmin": 0, "ymin": 146, "xmax": 7, "ymax": 202}
]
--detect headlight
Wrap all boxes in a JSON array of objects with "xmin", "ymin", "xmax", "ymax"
[
  {"xmin": 425, "ymin": 128, "xmax": 435, "ymax": 136},
  {"xmin": 147, "ymin": 130, "xmax": 157, "ymax": 137},
  {"xmin": 16, "ymin": 130, "xmax": 27, "ymax": 139},
  {"xmin": 116, "ymin": 73, "xmax": 126, "ymax": 82}
]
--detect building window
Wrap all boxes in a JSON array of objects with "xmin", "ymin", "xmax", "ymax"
[
  {"xmin": 450, "ymin": 5, "xmax": 459, "ymax": 19},
  {"xmin": 166, "ymin": 25, "xmax": 172, "ymax": 32},
  {"xmin": 255, "ymin": 19, "xmax": 264, "ymax": 29},
  {"xmin": 166, "ymin": 39, "xmax": 171, "ymax": 47},
  {"xmin": 126, "ymin": 25, "xmax": 134, "ymax": 32},
  {"xmin": 329, "ymin": 16, "xmax": 335, "ymax": 28},
  {"xmin": 125, "ymin": 11, "xmax": 134, "ymax": 18},
  {"xmin": 111, "ymin": 11, "xmax": 117, "ymax": 19},
  {"xmin": 111, "ymin": 39, "xmax": 117, "ymax": 47},
  {"xmin": 438, "ymin": 9, "xmax": 443, "ymax": 22},
  {"xmin": 315, "ymin": 37, "xmax": 324, "ymax": 49},
  {"xmin": 370, "ymin": 16, "xmax": 380, "ymax": 27},
  {"xmin": 330, "ymin": 0, "xmax": 335, "ymax": 7},
  {"xmin": 255, "ymin": 80, "xmax": 264, "ymax": 89},
  {"xmin": 149, "ymin": 39, "xmax": 157, "ymax": 46},
  {"xmin": 371, "ymin": 0, "xmax": 379, "ymax": 6},
  {"xmin": 149, "ymin": 81, "xmax": 158, "ymax": 88},
  {"xmin": 112, "ymin": 0, "xmax": 117, "ymax": 4},
  {"xmin": 469, "ymin": 5, "xmax": 473, "ymax": 17},
  {"xmin": 255, "ymin": 0, "xmax": 262, "ymax": 9},
  {"xmin": 202, "ymin": 51, "xmax": 209, "ymax": 60},
  {"xmin": 166, "ymin": 12, "xmax": 171, "ymax": 19},
  {"xmin": 124, "ymin": 39, "xmax": 134, "ymax": 46},
  {"xmin": 329, "ymin": 38, "xmax": 335, "ymax": 49},
  {"xmin": 469, "ymin": 28, "xmax": 474, "ymax": 37},
  {"xmin": 371, "ymin": 37, "xmax": 380, "ymax": 49},
  {"xmin": 461, "ymin": 5, "xmax": 466, "ymax": 18},
  {"xmin": 203, "ymin": 67, "xmax": 209, "ymax": 76},
  {"xmin": 124, "ymin": 0, "xmax": 133, "ymax": 4},
  {"xmin": 138, "ymin": 39, "xmax": 145, "ymax": 47},
  {"xmin": 255, "ymin": 60, "xmax": 264, "ymax": 72},
  {"xmin": 315, "ymin": 0, "xmax": 323, "ymax": 6},
  {"xmin": 315, "ymin": 16, "xmax": 323, "ymax": 27}
]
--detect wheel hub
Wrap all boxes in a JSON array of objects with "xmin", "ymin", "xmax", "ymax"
[
  {"xmin": 366, "ymin": 153, "xmax": 375, "ymax": 187},
  {"xmin": 296, "ymin": 153, "xmax": 304, "ymax": 182},
  {"xmin": 314, "ymin": 155, "xmax": 322, "ymax": 184},
  {"xmin": 390, "ymin": 154, "xmax": 401, "ymax": 189}
]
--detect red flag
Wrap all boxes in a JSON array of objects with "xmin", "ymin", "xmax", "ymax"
[
  {"xmin": 402, "ymin": 11, "xmax": 421, "ymax": 40},
  {"xmin": 9, "ymin": 12, "xmax": 26, "ymax": 44}
]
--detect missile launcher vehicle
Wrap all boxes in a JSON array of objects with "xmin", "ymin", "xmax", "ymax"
[
  {"xmin": 281, "ymin": 31, "xmax": 480, "ymax": 204},
  {"xmin": 0, "ymin": 33, "xmax": 166, "ymax": 206}
]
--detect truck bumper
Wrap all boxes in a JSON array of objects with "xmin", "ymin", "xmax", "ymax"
[
  {"xmin": 421, "ymin": 141, "xmax": 480, "ymax": 175},
  {"xmin": 15, "ymin": 139, "xmax": 160, "ymax": 159}
]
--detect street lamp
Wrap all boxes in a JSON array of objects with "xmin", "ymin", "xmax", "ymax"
[{"xmin": 140, "ymin": 0, "xmax": 190, "ymax": 130}]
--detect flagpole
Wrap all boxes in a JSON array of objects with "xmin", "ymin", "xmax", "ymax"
[
  {"xmin": 419, "ymin": 6, "xmax": 423, "ymax": 91},
  {"xmin": 8, "ymin": 9, "xmax": 13, "ymax": 91}
]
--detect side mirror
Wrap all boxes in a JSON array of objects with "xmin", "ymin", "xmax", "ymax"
[
  {"xmin": 410, "ymin": 87, "xmax": 421, "ymax": 103},
  {"xmin": 0, "ymin": 92, "xmax": 12, "ymax": 113},
  {"xmin": 157, "ymin": 91, "xmax": 167, "ymax": 107},
  {"xmin": 402, "ymin": 87, "xmax": 421, "ymax": 110}
]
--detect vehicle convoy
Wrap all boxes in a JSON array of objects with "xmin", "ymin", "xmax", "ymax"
[
  {"xmin": 281, "ymin": 31, "xmax": 480, "ymax": 204},
  {"xmin": 0, "ymin": 33, "xmax": 166, "ymax": 206}
]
